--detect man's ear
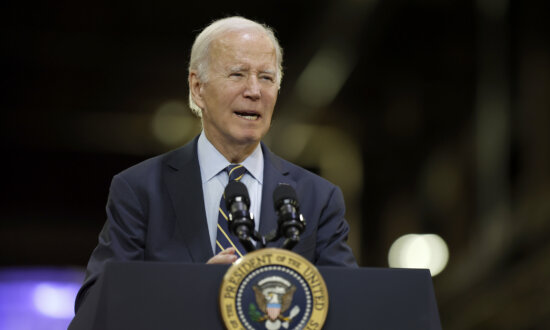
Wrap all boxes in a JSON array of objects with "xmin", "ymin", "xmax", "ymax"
[{"xmin": 189, "ymin": 71, "xmax": 205, "ymax": 109}]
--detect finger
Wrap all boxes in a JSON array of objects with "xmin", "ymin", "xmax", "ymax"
[
  {"xmin": 207, "ymin": 253, "xmax": 238, "ymax": 264},
  {"xmin": 218, "ymin": 247, "xmax": 236, "ymax": 255}
]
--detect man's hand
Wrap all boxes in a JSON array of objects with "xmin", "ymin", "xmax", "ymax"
[{"xmin": 207, "ymin": 247, "xmax": 238, "ymax": 264}]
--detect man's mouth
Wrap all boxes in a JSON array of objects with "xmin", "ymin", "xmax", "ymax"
[{"xmin": 235, "ymin": 111, "xmax": 260, "ymax": 120}]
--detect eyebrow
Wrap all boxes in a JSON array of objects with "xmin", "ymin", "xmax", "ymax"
[
  {"xmin": 229, "ymin": 65, "xmax": 247, "ymax": 72},
  {"xmin": 259, "ymin": 70, "xmax": 276, "ymax": 75},
  {"xmin": 228, "ymin": 66, "xmax": 275, "ymax": 75}
]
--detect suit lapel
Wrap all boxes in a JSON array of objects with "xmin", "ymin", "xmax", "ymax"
[
  {"xmin": 162, "ymin": 139, "xmax": 294, "ymax": 258},
  {"xmin": 259, "ymin": 143, "xmax": 296, "ymax": 247},
  {"xmin": 163, "ymin": 137, "xmax": 213, "ymax": 262}
]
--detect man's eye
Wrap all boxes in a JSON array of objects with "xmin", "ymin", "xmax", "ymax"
[
  {"xmin": 261, "ymin": 76, "xmax": 274, "ymax": 82},
  {"xmin": 230, "ymin": 72, "xmax": 243, "ymax": 77}
]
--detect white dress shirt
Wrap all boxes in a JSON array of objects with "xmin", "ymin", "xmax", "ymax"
[{"xmin": 196, "ymin": 131, "xmax": 264, "ymax": 254}]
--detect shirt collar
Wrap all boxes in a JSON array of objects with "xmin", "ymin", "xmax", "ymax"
[{"xmin": 197, "ymin": 131, "xmax": 263, "ymax": 184}]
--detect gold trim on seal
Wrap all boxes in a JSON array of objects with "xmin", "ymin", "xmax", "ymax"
[{"xmin": 219, "ymin": 248, "xmax": 329, "ymax": 329}]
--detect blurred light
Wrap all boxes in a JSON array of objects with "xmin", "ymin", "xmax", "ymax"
[
  {"xmin": 276, "ymin": 123, "xmax": 314, "ymax": 160},
  {"xmin": 318, "ymin": 128, "xmax": 363, "ymax": 195},
  {"xmin": 388, "ymin": 234, "xmax": 449, "ymax": 276},
  {"xmin": 152, "ymin": 101, "xmax": 194, "ymax": 146},
  {"xmin": 295, "ymin": 47, "xmax": 354, "ymax": 108},
  {"xmin": 477, "ymin": 0, "xmax": 509, "ymax": 19},
  {"xmin": 33, "ymin": 282, "xmax": 80, "ymax": 318},
  {"xmin": 0, "ymin": 267, "xmax": 84, "ymax": 330}
]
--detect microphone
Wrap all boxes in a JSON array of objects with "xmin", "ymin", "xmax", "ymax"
[
  {"xmin": 273, "ymin": 184, "xmax": 306, "ymax": 250},
  {"xmin": 224, "ymin": 181, "xmax": 256, "ymax": 252}
]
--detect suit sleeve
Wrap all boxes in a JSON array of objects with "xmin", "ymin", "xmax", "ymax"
[
  {"xmin": 314, "ymin": 186, "xmax": 358, "ymax": 267},
  {"xmin": 74, "ymin": 173, "xmax": 147, "ymax": 312}
]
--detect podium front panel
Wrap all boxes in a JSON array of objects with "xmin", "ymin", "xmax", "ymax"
[{"xmin": 70, "ymin": 262, "xmax": 441, "ymax": 330}]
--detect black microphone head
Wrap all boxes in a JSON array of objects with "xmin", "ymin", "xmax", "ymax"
[
  {"xmin": 225, "ymin": 180, "xmax": 250, "ymax": 208},
  {"xmin": 273, "ymin": 184, "xmax": 299, "ymax": 210},
  {"xmin": 273, "ymin": 184, "xmax": 305, "ymax": 250}
]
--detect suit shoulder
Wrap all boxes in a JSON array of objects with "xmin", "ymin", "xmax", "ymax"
[
  {"xmin": 115, "ymin": 140, "xmax": 195, "ymax": 183},
  {"xmin": 116, "ymin": 153, "xmax": 164, "ymax": 180},
  {"xmin": 272, "ymin": 153, "xmax": 337, "ymax": 190}
]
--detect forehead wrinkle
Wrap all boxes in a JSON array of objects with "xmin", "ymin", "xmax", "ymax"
[{"xmin": 209, "ymin": 30, "xmax": 277, "ymax": 75}]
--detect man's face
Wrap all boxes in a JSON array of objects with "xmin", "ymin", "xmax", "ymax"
[{"xmin": 192, "ymin": 30, "xmax": 279, "ymax": 154}]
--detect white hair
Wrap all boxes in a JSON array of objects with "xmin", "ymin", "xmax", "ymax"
[{"xmin": 188, "ymin": 16, "xmax": 284, "ymax": 117}]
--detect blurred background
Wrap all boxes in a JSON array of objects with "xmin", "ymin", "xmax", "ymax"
[{"xmin": 1, "ymin": 0, "xmax": 549, "ymax": 329}]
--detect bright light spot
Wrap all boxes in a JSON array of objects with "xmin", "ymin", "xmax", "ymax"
[
  {"xmin": 388, "ymin": 234, "xmax": 449, "ymax": 276},
  {"xmin": 32, "ymin": 282, "xmax": 80, "ymax": 318},
  {"xmin": 152, "ymin": 101, "xmax": 193, "ymax": 146}
]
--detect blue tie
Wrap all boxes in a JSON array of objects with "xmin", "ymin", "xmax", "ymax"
[{"xmin": 215, "ymin": 164, "xmax": 248, "ymax": 257}]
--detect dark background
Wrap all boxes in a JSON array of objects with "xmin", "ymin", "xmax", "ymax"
[{"xmin": 2, "ymin": 0, "xmax": 549, "ymax": 329}]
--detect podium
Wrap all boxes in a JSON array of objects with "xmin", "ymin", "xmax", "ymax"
[{"xmin": 69, "ymin": 262, "xmax": 441, "ymax": 329}]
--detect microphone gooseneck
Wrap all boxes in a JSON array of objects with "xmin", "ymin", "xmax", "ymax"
[{"xmin": 224, "ymin": 181, "xmax": 256, "ymax": 252}]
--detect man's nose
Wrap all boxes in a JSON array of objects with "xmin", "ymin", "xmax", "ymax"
[{"xmin": 243, "ymin": 76, "xmax": 261, "ymax": 100}]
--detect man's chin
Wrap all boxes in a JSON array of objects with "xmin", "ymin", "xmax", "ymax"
[
  {"xmin": 234, "ymin": 135, "xmax": 262, "ymax": 146},
  {"xmin": 232, "ymin": 129, "xmax": 266, "ymax": 145}
]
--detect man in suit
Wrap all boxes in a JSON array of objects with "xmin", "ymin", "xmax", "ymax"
[{"xmin": 75, "ymin": 16, "xmax": 356, "ymax": 312}]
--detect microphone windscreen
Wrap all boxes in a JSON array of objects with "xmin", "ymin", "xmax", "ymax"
[
  {"xmin": 273, "ymin": 184, "xmax": 298, "ymax": 209},
  {"xmin": 225, "ymin": 181, "xmax": 250, "ymax": 207}
]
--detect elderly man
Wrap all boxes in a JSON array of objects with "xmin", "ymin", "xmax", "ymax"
[{"xmin": 75, "ymin": 16, "xmax": 356, "ymax": 312}]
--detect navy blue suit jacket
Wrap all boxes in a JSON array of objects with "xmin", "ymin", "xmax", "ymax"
[{"xmin": 75, "ymin": 137, "xmax": 356, "ymax": 311}]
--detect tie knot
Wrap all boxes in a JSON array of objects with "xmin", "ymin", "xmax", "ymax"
[{"xmin": 227, "ymin": 164, "xmax": 246, "ymax": 182}]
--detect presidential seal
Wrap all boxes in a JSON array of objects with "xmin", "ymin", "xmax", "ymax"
[{"xmin": 219, "ymin": 248, "xmax": 329, "ymax": 330}]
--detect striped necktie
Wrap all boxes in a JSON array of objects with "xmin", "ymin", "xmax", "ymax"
[{"xmin": 215, "ymin": 164, "xmax": 248, "ymax": 257}]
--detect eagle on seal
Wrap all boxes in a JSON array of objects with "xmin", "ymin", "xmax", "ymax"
[{"xmin": 252, "ymin": 276, "xmax": 297, "ymax": 322}]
